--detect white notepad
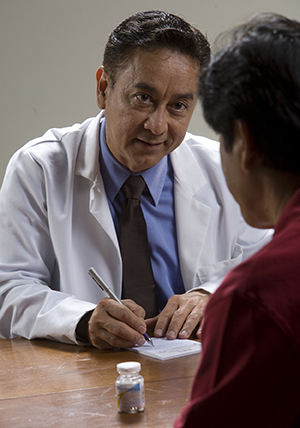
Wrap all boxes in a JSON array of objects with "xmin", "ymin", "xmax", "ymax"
[{"xmin": 127, "ymin": 337, "xmax": 202, "ymax": 360}]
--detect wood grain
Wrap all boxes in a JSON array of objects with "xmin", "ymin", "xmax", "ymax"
[{"xmin": 0, "ymin": 338, "xmax": 201, "ymax": 427}]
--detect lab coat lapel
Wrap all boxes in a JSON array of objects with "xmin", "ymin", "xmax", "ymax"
[
  {"xmin": 171, "ymin": 141, "xmax": 212, "ymax": 291},
  {"xmin": 75, "ymin": 113, "xmax": 120, "ymax": 253}
]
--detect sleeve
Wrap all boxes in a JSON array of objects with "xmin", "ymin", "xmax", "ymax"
[
  {"xmin": 0, "ymin": 147, "xmax": 95, "ymax": 344},
  {"xmin": 190, "ymin": 223, "xmax": 272, "ymax": 296},
  {"xmin": 174, "ymin": 290, "xmax": 300, "ymax": 428},
  {"xmin": 195, "ymin": 218, "xmax": 273, "ymax": 295}
]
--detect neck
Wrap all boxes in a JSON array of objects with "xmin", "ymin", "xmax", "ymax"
[{"xmin": 259, "ymin": 170, "xmax": 300, "ymax": 226}]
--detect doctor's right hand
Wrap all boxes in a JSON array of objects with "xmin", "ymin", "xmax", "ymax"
[{"xmin": 88, "ymin": 297, "xmax": 148, "ymax": 350}]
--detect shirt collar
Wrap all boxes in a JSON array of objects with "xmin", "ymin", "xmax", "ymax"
[{"xmin": 99, "ymin": 117, "xmax": 168, "ymax": 206}]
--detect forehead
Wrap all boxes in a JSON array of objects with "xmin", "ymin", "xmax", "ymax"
[{"xmin": 114, "ymin": 48, "xmax": 200, "ymax": 94}]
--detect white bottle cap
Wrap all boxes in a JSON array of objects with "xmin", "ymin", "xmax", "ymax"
[{"xmin": 117, "ymin": 361, "xmax": 141, "ymax": 373}]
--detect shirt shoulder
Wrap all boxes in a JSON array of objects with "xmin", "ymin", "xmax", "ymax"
[
  {"xmin": 21, "ymin": 117, "xmax": 93, "ymax": 155},
  {"xmin": 208, "ymin": 221, "xmax": 300, "ymax": 354},
  {"xmin": 6, "ymin": 117, "xmax": 97, "ymax": 178}
]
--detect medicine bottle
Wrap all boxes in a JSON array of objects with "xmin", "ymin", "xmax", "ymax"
[{"xmin": 115, "ymin": 361, "xmax": 145, "ymax": 413}]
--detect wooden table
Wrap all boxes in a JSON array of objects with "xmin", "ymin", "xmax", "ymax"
[{"xmin": 0, "ymin": 338, "xmax": 201, "ymax": 427}]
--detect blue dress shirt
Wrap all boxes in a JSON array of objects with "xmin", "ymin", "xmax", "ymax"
[{"xmin": 99, "ymin": 117, "xmax": 185, "ymax": 311}]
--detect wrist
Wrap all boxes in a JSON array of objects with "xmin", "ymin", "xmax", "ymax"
[{"xmin": 75, "ymin": 310, "xmax": 94, "ymax": 344}]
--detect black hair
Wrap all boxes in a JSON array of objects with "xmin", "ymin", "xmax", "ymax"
[
  {"xmin": 200, "ymin": 13, "xmax": 300, "ymax": 174},
  {"xmin": 103, "ymin": 10, "xmax": 210, "ymax": 87}
]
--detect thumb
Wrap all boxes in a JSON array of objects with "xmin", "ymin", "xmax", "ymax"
[{"xmin": 145, "ymin": 315, "xmax": 159, "ymax": 331}]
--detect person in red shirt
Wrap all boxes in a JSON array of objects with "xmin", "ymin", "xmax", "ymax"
[{"xmin": 175, "ymin": 13, "xmax": 300, "ymax": 428}]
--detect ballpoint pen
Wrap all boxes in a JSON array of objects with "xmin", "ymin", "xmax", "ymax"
[{"xmin": 88, "ymin": 267, "xmax": 154, "ymax": 347}]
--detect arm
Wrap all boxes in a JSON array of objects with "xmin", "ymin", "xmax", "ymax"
[
  {"xmin": 0, "ymin": 146, "xmax": 149, "ymax": 348},
  {"xmin": 174, "ymin": 291, "xmax": 300, "ymax": 428},
  {"xmin": 0, "ymin": 147, "xmax": 96, "ymax": 343}
]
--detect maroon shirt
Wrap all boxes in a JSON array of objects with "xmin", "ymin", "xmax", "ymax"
[{"xmin": 175, "ymin": 189, "xmax": 300, "ymax": 428}]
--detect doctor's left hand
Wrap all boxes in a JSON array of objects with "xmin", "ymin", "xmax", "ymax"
[{"xmin": 145, "ymin": 290, "xmax": 210, "ymax": 341}]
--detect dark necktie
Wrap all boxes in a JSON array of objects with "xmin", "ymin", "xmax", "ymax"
[{"xmin": 120, "ymin": 175, "xmax": 159, "ymax": 318}]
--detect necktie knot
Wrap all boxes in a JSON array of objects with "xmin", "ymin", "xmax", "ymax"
[{"xmin": 122, "ymin": 175, "xmax": 145, "ymax": 200}]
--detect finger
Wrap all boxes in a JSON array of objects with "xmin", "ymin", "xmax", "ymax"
[
  {"xmin": 121, "ymin": 299, "xmax": 146, "ymax": 320},
  {"xmin": 165, "ymin": 303, "xmax": 194, "ymax": 340},
  {"xmin": 155, "ymin": 293, "xmax": 209, "ymax": 340},
  {"xmin": 155, "ymin": 294, "xmax": 195, "ymax": 339},
  {"xmin": 170, "ymin": 295, "xmax": 208, "ymax": 340},
  {"xmin": 89, "ymin": 313, "xmax": 146, "ymax": 349},
  {"xmin": 177, "ymin": 311, "xmax": 202, "ymax": 339},
  {"xmin": 88, "ymin": 298, "xmax": 146, "ymax": 349},
  {"xmin": 154, "ymin": 296, "xmax": 179, "ymax": 338},
  {"xmin": 108, "ymin": 298, "xmax": 147, "ymax": 331},
  {"xmin": 195, "ymin": 320, "xmax": 203, "ymax": 340},
  {"xmin": 91, "ymin": 326, "xmax": 145, "ymax": 350}
]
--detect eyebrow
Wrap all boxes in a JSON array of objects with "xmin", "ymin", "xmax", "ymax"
[{"xmin": 134, "ymin": 82, "xmax": 196, "ymax": 100}]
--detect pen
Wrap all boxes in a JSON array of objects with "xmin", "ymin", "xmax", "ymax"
[{"xmin": 88, "ymin": 267, "xmax": 154, "ymax": 347}]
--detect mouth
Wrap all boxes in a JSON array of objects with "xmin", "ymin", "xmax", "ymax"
[{"xmin": 135, "ymin": 138, "xmax": 164, "ymax": 148}]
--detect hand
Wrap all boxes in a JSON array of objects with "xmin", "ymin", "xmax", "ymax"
[
  {"xmin": 146, "ymin": 291, "xmax": 210, "ymax": 340},
  {"xmin": 88, "ymin": 297, "xmax": 147, "ymax": 350}
]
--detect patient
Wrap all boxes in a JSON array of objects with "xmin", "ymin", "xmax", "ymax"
[{"xmin": 175, "ymin": 13, "xmax": 300, "ymax": 428}]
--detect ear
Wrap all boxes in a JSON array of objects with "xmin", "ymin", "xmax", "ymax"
[
  {"xmin": 96, "ymin": 66, "xmax": 109, "ymax": 109},
  {"xmin": 236, "ymin": 121, "xmax": 258, "ymax": 171}
]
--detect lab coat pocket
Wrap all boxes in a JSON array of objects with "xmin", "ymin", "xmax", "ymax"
[{"xmin": 197, "ymin": 244, "xmax": 243, "ymax": 285}]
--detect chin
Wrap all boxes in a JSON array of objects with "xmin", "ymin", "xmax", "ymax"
[{"xmin": 242, "ymin": 211, "xmax": 273, "ymax": 230}]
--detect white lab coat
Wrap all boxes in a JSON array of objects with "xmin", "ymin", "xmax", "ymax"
[{"xmin": 0, "ymin": 112, "xmax": 271, "ymax": 344}]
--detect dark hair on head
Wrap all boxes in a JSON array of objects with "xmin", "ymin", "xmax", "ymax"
[
  {"xmin": 103, "ymin": 10, "xmax": 210, "ymax": 87},
  {"xmin": 200, "ymin": 13, "xmax": 300, "ymax": 175}
]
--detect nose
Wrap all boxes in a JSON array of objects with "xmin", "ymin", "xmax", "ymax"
[{"xmin": 144, "ymin": 107, "xmax": 168, "ymax": 135}]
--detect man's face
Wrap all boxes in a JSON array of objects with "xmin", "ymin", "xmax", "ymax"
[
  {"xmin": 96, "ymin": 48, "xmax": 199, "ymax": 172},
  {"xmin": 220, "ymin": 131, "xmax": 269, "ymax": 229}
]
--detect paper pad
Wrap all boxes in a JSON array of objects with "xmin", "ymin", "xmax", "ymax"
[{"xmin": 127, "ymin": 337, "xmax": 201, "ymax": 360}]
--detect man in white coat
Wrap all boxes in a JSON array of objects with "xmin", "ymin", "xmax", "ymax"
[{"xmin": 0, "ymin": 11, "xmax": 271, "ymax": 349}]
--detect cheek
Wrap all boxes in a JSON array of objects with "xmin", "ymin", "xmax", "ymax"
[
  {"xmin": 221, "ymin": 157, "xmax": 239, "ymax": 200},
  {"xmin": 169, "ymin": 122, "xmax": 188, "ymax": 147},
  {"xmin": 220, "ymin": 151, "xmax": 230, "ymax": 184},
  {"xmin": 120, "ymin": 111, "xmax": 145, "ymax": 135},
  {"xmin": 106, "ymin": 112, "xmax": 133, "ymax": 141}
]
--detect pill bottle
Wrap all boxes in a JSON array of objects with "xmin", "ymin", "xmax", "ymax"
[{"xmin": 115, "ymin": 361, "xmax": 145, "ymax": 413}]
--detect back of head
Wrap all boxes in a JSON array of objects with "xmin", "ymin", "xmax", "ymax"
[
  {"xmin": 200, "ymin": 13, "xmax": 300, "ymax": 175},
  {"xmin": 103, "ymin": 10, "xmax": 210, "ymax": 87}
]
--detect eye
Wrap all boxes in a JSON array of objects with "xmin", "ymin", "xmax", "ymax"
[
  {"xmin": 136, "ymin": 94, "xmax": 152, "ymax": 103},
  {"xmin": 172, "ymin": 102, "xmax": 187, "ymax": 111}
]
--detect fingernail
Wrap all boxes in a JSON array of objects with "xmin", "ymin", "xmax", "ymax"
[
  {"xmin": 167, "ymin": 330, "xmax": 176, "ymax": 339},
  {"xmin": 155, "ymin": 329, "xmax": 163, "ymax": 337},
  {"xmin": 138, "ymin": 325, "xmax": 146, "ymax": 334},
  {"xmin": 137, "ymin": 337, "xmax": 145, "ymax": 346},
  {"xmin": 180, "ymin": 330, "xmax": 189, "ymax": 339}
]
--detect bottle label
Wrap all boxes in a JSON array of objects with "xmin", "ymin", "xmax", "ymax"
[{"xmin": 117, "ymin": 382, "xmax": 145, "ymax": 413}]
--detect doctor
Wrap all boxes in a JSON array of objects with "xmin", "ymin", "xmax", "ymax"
[{"xmin": 0, "ymin": 10, "xmax": 270, "ymax": 349}]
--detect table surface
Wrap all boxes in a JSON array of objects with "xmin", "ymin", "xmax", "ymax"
[{"xmin": 0, "ymin": 338, "xmax": 201, "ymax": 428}]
